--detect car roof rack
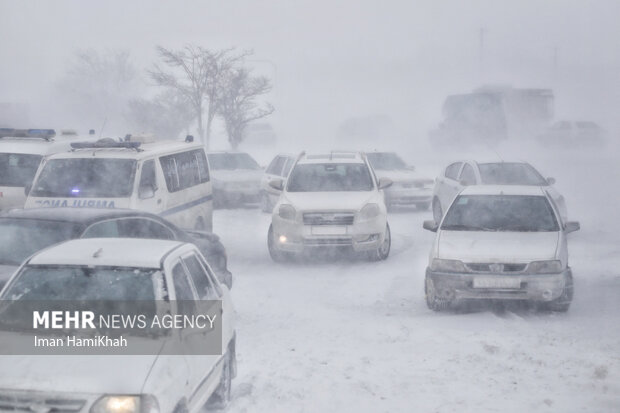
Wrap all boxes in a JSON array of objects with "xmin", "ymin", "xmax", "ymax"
[
  {"xmin": 0, "ymin": 128, "xmax": 56, "ymax": 140},
  {"xmin": 70, "ymin": 138, "xmax": 142, "ymax": 151}
]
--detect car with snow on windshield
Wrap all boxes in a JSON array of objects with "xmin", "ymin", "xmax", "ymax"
[
  {"xmin": 423, "ymin": 185, "xmax": 580, "ymax": 312},
  {"xmin": 207, "ymin": 151, "xmax": 263, "ymax": 208},
  {"xmin": 268, "ymin": 151, "xmax": 392, "ymax": 261}
]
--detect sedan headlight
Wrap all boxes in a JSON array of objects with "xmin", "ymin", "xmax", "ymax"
[
  {"xmin": 359, "ymin": 203, "xmax": 380, "ymax": 220},
  {"xmin": 430, "ymin": 259, "xmax": 467, "ymax": 273},
  {"xmin": 91, "ymin": 396, "xmax": 159, "ymax": 413},
  {"xmin": 527, "ymin": 260, "xmax": 563, "ymax": 274},
  {"xmin": 278, "ymin": 204, "xmax": 296, "ymax": 220}
]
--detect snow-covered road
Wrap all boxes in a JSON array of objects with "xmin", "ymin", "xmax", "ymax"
[{"xmin": 214, "ymin": 152, "xmax": 620, "ymax": 412}]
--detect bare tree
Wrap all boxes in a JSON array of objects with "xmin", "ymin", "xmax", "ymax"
[
  {"xmin": 149, "ymin": 45, "xmax": 248, "ymax": 148},
  {"xmin": 125, "ymin": 90, "xmax": 195, "ymax": 139},
  {"xmin": 217, "ymin": 68, "xmax": 274, "ymax": 149},
  {"xmin": 57, "ymin": 49, "xmax": 142, "ymax": 132}
]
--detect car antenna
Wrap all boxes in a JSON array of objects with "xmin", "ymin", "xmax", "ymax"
[
  {"xmin": 92, "ymin": 248, "xmax": 103, "ymax": 258},
  {"xmin": 98, "ymin": 117, "xmax": 108, "ymax": 139}
]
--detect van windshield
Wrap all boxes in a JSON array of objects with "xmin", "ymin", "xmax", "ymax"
[
  {"xmin": 0, "ymin": 153, "xmax": 42, "ymax": 187},
  {"xmin": 31, "ymin": 158, "xmax": 137, "ymax": 197}
]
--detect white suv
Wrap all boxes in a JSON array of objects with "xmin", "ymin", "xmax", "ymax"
[
  {"xmin": 0, "ymin": 238, "xmax": 237, "ymax": 411},
  {"xmin": 268, "ymin": 152, "xmax": 392, "ymax": 261},
  {"xmin": 423, "ymin": 185, "xmax": 580, "ymax": 311}
]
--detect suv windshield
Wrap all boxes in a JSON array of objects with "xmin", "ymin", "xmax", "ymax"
[
  {"xmin": 1, "ymin": 266, "xmax": 161, "ymax": 301},
  {"xmin": 31, "ymin": 158, "xmax": 137, "ymax": 197},
  {"xmin": 208, "ymin": 153, "xmax": 260, "ymax": 170},
  {"xmin": 366, "ymin": 152, "xmax": 407, "ymax": 170},
  {"xmin": 0, "ymin": 153, "xmax": 42, "ymax": 187},
  {"xmin": 478, "ymin": 163, "xmax": 547, "ymax": 185},
  {"xmin": 287, "ymin": 163, "xmax": 374, "ymax": 192},
  {"xmin": 0, "ymin": 219, "xmax": 82, "ymax": 265},
  {"xmin": 441, "ymin": 195, "xmax": 559, "ymax": 232}
]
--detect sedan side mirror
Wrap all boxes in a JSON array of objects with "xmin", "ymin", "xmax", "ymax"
[
  {"xmin": 546, "ymin": 177, "xmax": 556, "ymax": 185},
  {"xmin": 565, "ymin": 221, "xmax": 580, "ymax": 233},
  {"xmin": 268, "ymin": 178, "xmax": 284, "ymax": 191},
  {"xmin": 423, "ymin": 220, "xmax": 438, "ymax": 232},
  {"xmin": 378, "ymin": 177, "xmax": 393, "ymax": 190}
]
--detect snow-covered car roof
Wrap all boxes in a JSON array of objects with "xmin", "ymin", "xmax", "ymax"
[
  {"xmin": 460, "ymin": 185, "xmax": 547, "ymax": 196},
  {"xmin": 298, "ymin": 151, "xmax": 365, "ymax": 164},
  {"xmin": 28, "ymin": 238, "xmax": 185, "ymax": 268}
]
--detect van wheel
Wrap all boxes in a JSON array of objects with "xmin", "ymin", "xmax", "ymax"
[
  {"xmin": 541, "ymin": 270, "xmax": 573, "ymax": 312},
  {"xmin": 206, "ymin": 352, "xmax": 233, "ymax": 409},
  {"xmin": 195, "ymin": 217, "xmax": 206, "ymax": 230},
  {"xmin": 432, "ymin": 197, "xmax": 443, "ymax": 223},
  {"xmin": 425, "ymin": 276, "xmax": 451, "ymax": 311},
  {"xmin": 367, "ymin": 223, "xmax": 391, "ymax": 261}
]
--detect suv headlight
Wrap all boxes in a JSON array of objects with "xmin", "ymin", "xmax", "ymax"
[
  {"xmin": 91, "ymin": 396, "xmax": 159, "ymax": 413},
  {"xmin": 527, "ymin": 260, "xmax": 563, "ymax": 274},
  {"xmin": 359, "ymin": 203, "xmax": 380, "ymax": 220},
  {"xmin": 430, "ymin": 259, "xmax": 467, "ymax": 273},
  {"xmin": 278, "ymin": 204, "xmax": 296, "ymax": 220}
]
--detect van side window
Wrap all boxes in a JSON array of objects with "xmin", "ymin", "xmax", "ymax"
[
  {"xmin": 445, "ymin": 162, "xmax": 462, "ymax": 180},
  {"xmin": 160, "ymin": 149, "xmax": 210, "ymax": 193},
  {"xmin": 139, "ymin": 160, "xmax": 157, "ymax": 191}
]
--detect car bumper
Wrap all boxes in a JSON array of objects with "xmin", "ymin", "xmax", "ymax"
[
  {"xmin": 385, "ymin": 187, "xmax": 432, "ymax": 205},
  {"xmin": 272, "ymin": 216, "xmax": 386, "ymax": 253},
  {"xmin": 425, "ymin": 267, "xmax": 570, "ymax": 302}
]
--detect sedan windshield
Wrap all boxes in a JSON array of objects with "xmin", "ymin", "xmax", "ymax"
[
  {"xmin": 0, "ymin": 153, "xmax": 42, "ymax": 187},
  {"xmin": 366, "ymin": 152, "xmax": 407, "ymax": 170},
  {"xmin": 441, "ymin": 195, "xmax": 559, "ymax": 232},
  {"xmin": 0, "ymin": 219, "xmax": 81, "ymax": 265},
  {"xmin": 1, "ymin": 266, "xmax": 161, "ymax": 301},
  {"xmin": 287, "ymin": 163, "xmax": 374, "ymax": 192},
  {"xmin": 31, "ymin": 158, "xmax": 137, "ymax": 197},
  {"xmin": 208, "ymin": 153, "xmax": 261, "ymax": 170},
  {"xmin": 478, "ymin": 163, "xmax": 547, "ymax": 185}
]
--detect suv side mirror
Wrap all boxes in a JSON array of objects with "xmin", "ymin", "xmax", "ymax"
[
  {"xmin": 268, "ymin": 178, "xmax": 284, "ymax": 191},
  {"xmin": 139, "ymin": 184, "xmax": 156, "ymax": 199},
  {"xmin": 378, "ymin": 177, "xmax": 393, "ymax": 190},
  {"xmin": 423, "ymin": 220, "xmax": 438, "ymax": 232},
  {"xmin": 546, "ymin": 177, "xmax": 556, "ymax": 185},
  {"xmin": 24, "ymin": 184, "xmax": 32, "ymax": 196},
  {"xmin": 565, "ymin": 221, "xmax": 580, "ymax": 233}
]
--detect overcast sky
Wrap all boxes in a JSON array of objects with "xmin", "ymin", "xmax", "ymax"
[{"xmin": 1, "ymin": 0, "xmax": 619, "ymax": 146}]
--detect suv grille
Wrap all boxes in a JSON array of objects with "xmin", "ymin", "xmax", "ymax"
[
  {"xmin": 303, "ymin": 212, "xmax": 355, "ymax": 225},
  {"xmin": 466, "ymin": 263, "xmax": 527, "ymax": 273},
  {"xmin": 0, "ymin": 392, "xmax": 86, "ymax": 413}
]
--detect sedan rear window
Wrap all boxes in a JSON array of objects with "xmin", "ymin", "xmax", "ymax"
[
  {"xmin": 441, "ymin": 195, "xmax": 559, "ymax": 232},
  {"xmin": 478, "ymin": 163, "xmax": 547, "ymax": 186},
  {"xmin": 287, "ymin": 163, "xmax": 373, "ymax": 192}
]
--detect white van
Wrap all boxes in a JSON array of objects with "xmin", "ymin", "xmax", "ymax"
[
  {"xmin": 0, "ymin": 128, "xmax": 93, "ymax": 211},
  {"xmin": 24, "ymin": 137, "xmax": 213, "ymax": 231}
]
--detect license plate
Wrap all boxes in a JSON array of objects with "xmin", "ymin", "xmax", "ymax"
[
  {"xmin": 311, "ymin": 225, "xmax": 347, "ymax": 235},
  {"xmin": 473, "ymin": 277, "xmax": 521, "ymax": 289}
]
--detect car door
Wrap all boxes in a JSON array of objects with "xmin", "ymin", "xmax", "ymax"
[
  {"xmin": 263, "ymin": 156, "xmax": 286, "ymax": 196},
  {"xmin": 436, "ymin": 162, "xmax": 463, "ymax": 213},
  {"xmin": 135, "ymin": 159, "xmax": 163, "ymax": 213}
]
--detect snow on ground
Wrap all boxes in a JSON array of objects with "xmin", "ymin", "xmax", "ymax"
[{"xmin": 212, "ymin": 151, "xmax": 620, "ymax": 413}]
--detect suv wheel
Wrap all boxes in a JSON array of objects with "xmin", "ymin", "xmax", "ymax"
[
  {"xmin": 425, "ymin": 276, "xmax": 451, "ymax": 311},
  {"xmin": 368, "ymin": 223, "xmax": 391, "ymax": 261}
]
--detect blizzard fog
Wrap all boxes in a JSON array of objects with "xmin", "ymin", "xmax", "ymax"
[{"xmin": 1, "ymin": 0, "xmax": 619, "ymax": 411}]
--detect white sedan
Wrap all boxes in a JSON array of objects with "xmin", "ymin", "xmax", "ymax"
[
  {"xmin": 431, "ymin": 160, "xmax": 567, "ymax": 223},
  {"xmin": 423, "ymin": 185, "xmax": 579, "ymax": 311},
  {"xmin": 0, "ymin": 237, "xmax": 237, "ymax": 412}
]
